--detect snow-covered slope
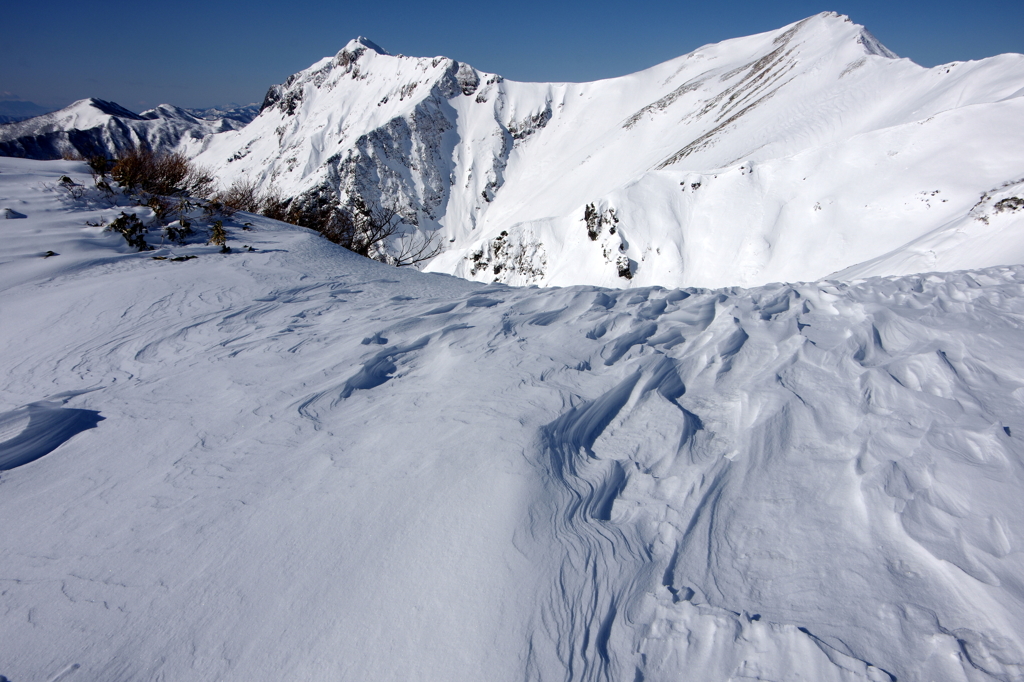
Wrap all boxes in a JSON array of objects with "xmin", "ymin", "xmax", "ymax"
[
  {"xmin": 0, "ymin": 98, "xmax": 249, "ymax": 160},
  {"xmin": 5, "ymin": 157, "xmax": 1024, "ymax": 681},
  {"xmin": 196, "ymin": 13, "xmax": 1024, "ymax": 289}
]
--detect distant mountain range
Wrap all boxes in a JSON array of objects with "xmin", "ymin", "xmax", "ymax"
[
  {"xmin": 0, "ymin": 99, "xmax": 258, "ymax": 158},
  {"xmin": 184, "ymin": 103, "xmax": 261, "ymax": 126},
  {"xmin": 0, "ymin": 100, "xmax": 52, "ymax": 124}
]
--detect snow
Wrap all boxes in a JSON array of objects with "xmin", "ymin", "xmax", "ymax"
[
  {"xmin": 193, "ymin": 12, "xmax": 1024, "ymax": 290},
  {"xmin": 4, "ymin": 157, "xmax": 1024, "ymax": 680}
]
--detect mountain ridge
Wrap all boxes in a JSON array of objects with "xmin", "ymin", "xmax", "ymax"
[{"xmin": 190, "ymin": 12, "xmax": 1024, "ymax": 290}]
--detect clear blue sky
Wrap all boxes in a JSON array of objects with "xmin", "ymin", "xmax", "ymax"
[{"xmin": 2, "ymin": 0, "xmax": 1022, "ymax": 111}]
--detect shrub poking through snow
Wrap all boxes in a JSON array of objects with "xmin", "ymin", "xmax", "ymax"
[
  {"xmin": 284, "ymin": 193, "xmax": 442, "ymax": 266},
  {"xmin": 994, "ymin": 197, "xmax": 1024, "ymax": 213},
  {"xmin": 584, "ymin": 203, "xmax": 600, "ymax": 241},
  {"xmin": 165, "ymin": 220, "xmax": 193, "ymax": 245},
  {"xmin": 107, "ymin": 212, "xmax": 150, "ymax": 251},
  {"xmin": 214, "ymin": 178, "xmax": 263, "ymax": 214},
  {"xmin": 87, "ymin": 155, "xmax": 111, "ymax": 182},
  {"xmin": 111, "ymin": 148, "xmax": 215, "ymax": 198},
  {"xmin": 258, "ymin": 187, "xmax": 290, "ymax": 223},
  {"xmin": 145, "ymin": 195, "xmax": 172, "ymax": 221},
  {"xmin": 57, "ymin": 175, "xmax": 85, "ymax": 199}
]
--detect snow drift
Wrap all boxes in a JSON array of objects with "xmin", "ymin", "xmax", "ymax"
[
  {"xmin": 194, "ymin": 12, "xmax": 1024, "ymax": 289},
  {"xmin": 3, "ymin": 157, "xmax": 1024, "ymax": 681}
]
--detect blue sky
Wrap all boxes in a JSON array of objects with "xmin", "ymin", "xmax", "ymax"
[{"xmin": 2, "ymin": 0, "xmax": 1022, "ymax": 111}]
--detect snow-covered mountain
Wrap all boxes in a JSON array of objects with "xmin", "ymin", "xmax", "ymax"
[
  {"xmin": 195, "ymin": 12, "xmax": 1024, "ymax": 289},
  {"xmin": 185, "ymin": 103, "xmax": 261, "ymax": 126},
  {"xmin": 4, "ymin": 156, "xmax": 1024, "ymax": 681},
  {"xmin": 0, "ymin": 98, "xmax": 250, "ymax": 160}
]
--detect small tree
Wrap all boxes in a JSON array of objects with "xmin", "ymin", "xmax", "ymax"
[{"xmin": 209, "ymin": 220, "xmax": 230, "ymax": 253}]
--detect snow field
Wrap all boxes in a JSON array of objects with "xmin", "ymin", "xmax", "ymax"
[{"xmin": 2, "ymin": 159, "xmax": 1024, "ymax": 680}]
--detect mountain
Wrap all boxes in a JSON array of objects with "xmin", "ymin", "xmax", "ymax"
[
  {"xmin": 0, "ymin": 98, "xmax": 251, "ymax": 160},
  {"xmin": 4, "ymin": 155, "xmax": 1024, "ymax": 681},
  {"xmin": 185, "ymin": 102, "xmax": 261, "ymax": 126},
  {"xmin": 195, "ymin": 13, "xmax": 1024, "ymax": 289}
]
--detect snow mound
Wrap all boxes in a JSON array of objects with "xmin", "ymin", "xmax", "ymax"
[
  {"xmin": 0, "ymin": 398, "xmax": 104, "ymax": 470},
  {"xmin": 2, "ymin": 157, "xmax": 1024, "ymax": 681}
]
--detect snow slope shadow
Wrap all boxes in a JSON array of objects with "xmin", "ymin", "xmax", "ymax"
[{"xmin": 0, "ymin": 401, "xmax": 104, "ymax": 470}]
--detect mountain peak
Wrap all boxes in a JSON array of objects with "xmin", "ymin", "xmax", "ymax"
[
  {"xmin": 342, "ymin": 36, "xmax": 389, "ymax": 57},
  {"xmin": 77, "ymin": 98, "xmax": 142, "ymax": 120}
]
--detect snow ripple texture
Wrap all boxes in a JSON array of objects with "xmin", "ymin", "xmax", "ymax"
[{"xmin": 2, "ymin": 163, "xmax": 1024, "ymax": 680}]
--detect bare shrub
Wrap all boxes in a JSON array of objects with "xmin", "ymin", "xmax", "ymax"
[
  {"xmin": 111, "ymin": 148, "xmax": 214, "ymax": 198},
  {"xmin": 296, "ymin": 195, "xmax": 442, "ymax": 266},
  {"xmin": 214, "ymin": 178, "xmax": 262, "ymax": 214},
  {"xmin": 87, "ymin": 155, "xmax": 112, "ymax": 182},
  {"xmin": 236, "ymin": 184, "xmax": 442, "ymax": 267},
  {"xmin": 203, "ymin": 199, "xmax": 236, "ymax": 220},
  {"xmin": 57, "ymin": 175, "xmax": 85, "ymax": 199},
  {"xmin": 257, "ymin": 186, "xmax": 291, "ymax": 222},
  {"xmin": 391, "ymin": 230, "xmax": 444, "ymax": 267}
]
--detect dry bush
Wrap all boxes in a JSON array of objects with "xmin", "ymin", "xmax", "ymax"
[
  {"xmin": 111, "ymin": 148, "xmax": 215, "ymax": 198},
  {"xmin": 283, "ymin": 194, "xmax": 442, "ymax": 266},
  {"xmin": 87, "ymin": 155, "xmax": 112, "ymax": 182},
  {"xmin": 257, "ymin": 186, "xmax": 291, "ymax": 222}
]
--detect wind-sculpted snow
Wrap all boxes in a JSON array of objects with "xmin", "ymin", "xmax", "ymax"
[
  {"xmin": 3, "ymin": 158, "xmax": 1024, "ymax": 680},
  {"xmin": 0, "ymin": 397, "xmax": 104, "ymax": 470}
]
